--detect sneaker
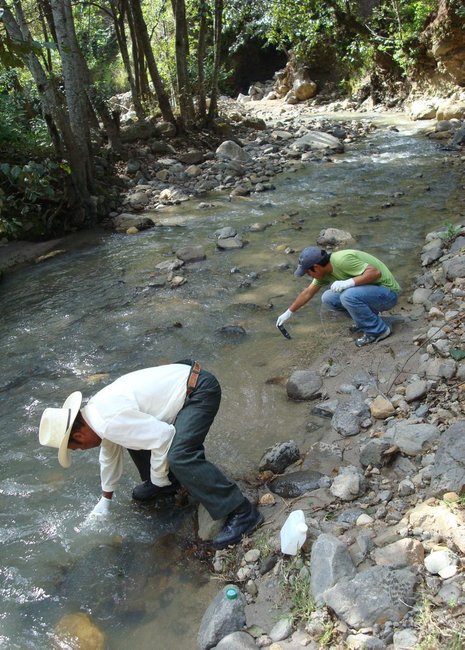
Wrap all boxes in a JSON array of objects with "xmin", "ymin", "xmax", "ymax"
[
  {"xmin": 212, "ymin": 500, "xmax": 264, "ymax": 550},
  {"xmin": 349, "ymin": 324, "xmax": 362, "ymax": 333},
  {"xmin": 132, "ymin": 479, "xmax": 179, "ymax": 501},
  {"xmin": 355, "ymin": 326, "xmax": 391, "ymax": 348}
]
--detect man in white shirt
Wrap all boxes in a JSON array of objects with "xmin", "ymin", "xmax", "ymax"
[{"xmin": 39, "ymin": 361, "xmax": 263, "ymax": 549}]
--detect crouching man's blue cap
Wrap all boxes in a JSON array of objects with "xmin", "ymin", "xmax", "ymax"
[{"xmin": 294, "ymin": 247, "xmax": 328, "ymax": 277}]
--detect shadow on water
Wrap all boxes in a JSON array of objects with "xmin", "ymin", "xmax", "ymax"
[{"xmin": 0, "ymin": 114, "xmax": 461, "ymax": 648}]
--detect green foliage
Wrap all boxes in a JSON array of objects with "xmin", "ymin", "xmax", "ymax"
[
  {"xmin": 260, "ymin": 0, "xmax": 438, "ymax": 77},
  {"xmin": 370, "ymin": 0, "xmax": 437, "ymax": 74},
  {"xmin": 288, "ymin": 571, "xmax": 315, "ymax": 626},
  {"xmin": 439, "ymin": 221, "xmax": 462, "ymax": 243},
  {"xmin": 280, "ymin": 557, "xmax": 315, "ymax": 626},
  {"xmin": 0, "ymin": 71, "xmax": 48, "ymax": 155},
  {"xmin": 264, "ymin": 0, "xmax": 341, "ymax": 63},
  {"xmin": 74, "ymin": 3, "xmax": 122, "ymax": 97},
  {"xmin": 0, "ymin": 159, "xmax": 71, "ymax": 240}
]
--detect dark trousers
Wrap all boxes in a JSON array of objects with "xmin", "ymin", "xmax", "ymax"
[{"xmin": 127, "ymin": 369, "xmax": 244, "ymax": 520}]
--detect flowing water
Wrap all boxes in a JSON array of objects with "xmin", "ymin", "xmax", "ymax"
[{"xmin": 0, "ymin": 113, "xmax": 460, "ymax": 649}]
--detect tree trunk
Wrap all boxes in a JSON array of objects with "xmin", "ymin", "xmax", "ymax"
[
  {"xmin": 207, "ymin": 0, "xmax": 223, "ymax": 121},
  {"xmin": 171, "ymin": 0, "xmax": 195, "ymax": 126},
  {"xmin": 126, "ymin": 1, "xmax": 151, "ymax": 101},
  {"xmin": 109, "ymin": 0, "xmax": 146, "ymax": 120},
  {"xmin": 49, "ymin": 0, "xmax": 95, "ymax": 218},
  {"xmin": 128, "ymin": 0, "xmax": 177, "ymax": 126},
  {"xmin": 2, "ymin": 0, "xmax": 69, "ymax": 157},
  {"xmin": 196, "ymin": 0, "xmax": 208, "ymax": 122}
]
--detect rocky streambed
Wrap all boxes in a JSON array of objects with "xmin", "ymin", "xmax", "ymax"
[{"xmin": 196, "ymin": 218, "xmax": 465, "ymax": 649}]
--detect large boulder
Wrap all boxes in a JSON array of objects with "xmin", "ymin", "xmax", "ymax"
[
  {"xmin": 112, "ymin": 212, "xmax": 155, "ymax": 232},
  {"xmin": 286, "ymin": 370, "xmax": 323, "ymax": 401},
  {"xmin": 409, "ymin": 99, "xmax": 437, "ymax": 120},
  {"xmin": 323, "ymin": 566, "xmax": 417, "ymax": 629},
  {"xmin": 198, "ymin": 585, "xmax": 247, "ymax": 650},
  {"xmin": 120, "ymin": 120, "xmax": 158, "ymax": 143},
  {"xmin": 430, "ymin": 421, "xmax": 465, "ymax": 496},
  {"xmin": 291, "ymin": 131, "xmax": 344, "ymax": 153},
  {"xmin": 436, "ymin": 99, "xmax": 465, "ymax": 120},
  {"xmin": 317, "ymin": 228, "xmax": 355, "ymax": 249},
  {"xmin": 216, "ymin": 141, "xmax": 250, "ymax": 162}
]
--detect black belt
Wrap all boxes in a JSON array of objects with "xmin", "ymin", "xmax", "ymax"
[{"xmin": 186, "ymin": 361, "xmax": 201, "ymax": 395}]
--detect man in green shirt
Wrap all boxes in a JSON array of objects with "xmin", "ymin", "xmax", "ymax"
[{"xmin": 276, "ymin": 247, "xmax": 400, "ymax": 347}]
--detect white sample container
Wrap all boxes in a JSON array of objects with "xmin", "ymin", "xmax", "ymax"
[{"xmin": 280, "ymin": 509, "xmax": 308, "ymax": 555}]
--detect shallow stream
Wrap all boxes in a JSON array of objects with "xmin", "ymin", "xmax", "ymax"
[{"xmin": 0, "ymin": 113, "xmax": 460, "ymax": 648}]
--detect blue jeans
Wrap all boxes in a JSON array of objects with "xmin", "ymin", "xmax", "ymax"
[{"xmin": 321, "ymin": 285, "xmax": 398, "ymax": 336}]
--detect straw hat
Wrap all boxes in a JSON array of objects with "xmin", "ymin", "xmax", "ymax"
[{"xmin": 39, "ymin": 391, "xmax": 83, "ymax": 468}]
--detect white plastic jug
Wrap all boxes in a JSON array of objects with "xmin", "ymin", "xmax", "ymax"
[{"xmin": 280, "ymin": 509, "xmax": 308, "ymax": 555}]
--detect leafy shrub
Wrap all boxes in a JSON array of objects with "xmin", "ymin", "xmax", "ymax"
[{"xmin": 0, "ymin": 159, "xmax": 71, "ymax": 241}]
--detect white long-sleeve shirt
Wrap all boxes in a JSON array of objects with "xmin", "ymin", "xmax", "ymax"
[{"xmin": 81, "ymin": 364, "xmax": 190, "ymax": 492}]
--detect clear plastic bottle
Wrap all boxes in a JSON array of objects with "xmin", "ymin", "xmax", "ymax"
[{"xmin": 280, "ymin": 509, "xmax": 308, "ymax": 555}]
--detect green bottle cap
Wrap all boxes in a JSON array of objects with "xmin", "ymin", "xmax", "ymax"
[{"xmin": 225, "ymin": 587, "xmax": 238, "ymax": 600}]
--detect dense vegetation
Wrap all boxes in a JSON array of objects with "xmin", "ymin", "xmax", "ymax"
[{"xmin": 0, "ymin": 0, "xmax": 457, "ymax": 240}]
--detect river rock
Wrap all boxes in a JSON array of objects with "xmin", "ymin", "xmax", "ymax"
[
  {"xmin": 443, "ymin": 254, "xmax": 465, "ymax": 280},
  {"xmin": 331, "ymin": 399, "xmax": 371, "ymax": 437},
  {"xmin": 113, "ymin": 212, "xmax": 155, "ymax": 232},
  {"xmin": 54, "ymin": 612, "xmax": 105, "ymax": 650},
  {"xmin": 330, "ymin": 465, "xmax": 366, "ymax": 501},
  {"xmin": 392, "ymin": 628, "xmax": 419, "ymax": 649},
  {"xmin": 216, "ymin": 140, "xmax": 251, "ymax": 162},
  {"xmin": 286, "ymin": 370, "xmax": 323, "ymax": 401},
  {"xmin": 425, "ymin": 548, "xmax": 458, "ymax": 575},
  {"xmin": 310, "ymin": 533, "xmax": 356, "ymax": 605},
  {"xmin": 269, "ymin": 616, "xmax": 293, "ymax": 642},
  {"xmin": 373, "ymin": 538, "xmax": 424, "ymax": 568},
  {"xmin": 390, "ymin": 422, "xmax": 440, "ymax": 455},
  {"xmin": 175, "ymin": 244, "xmax": 206, "ymax": 262},
  {"xmin": 198, "ymin": 504, "xmax": 226, "ymax": 541},
  {"xmin": 258, "ymin": 440, "xmax": 300, "ymax": 473},
  {"xmin": 419, "ymin": 357, "xmax": 456, "ymax": 379},
  {"xmin": 436, "ymin": 99, "xmax": 465, "ymax": 120},
  {"xmin": 216, "ymin": 236, "xmax": 245, "ymax": 250},
  {"xmin": 293, "ymin": 80, "xmax": 317, "ymax": 102},
  {"xmin": 405, "ymin": 380, "xmax": 428, "ymax": 402},
  {"xmin": 323, "ymin": 566, "xmax": 416, "ymax": 629},
  {"xmin": 198, "ymin": 585, "xmax": 247, "ymax": 650},
  {"xmin": 155, "ymin": 259, "xmax": 184, "ymax": 272},
  {"xmin": 429, "ymin": 420, "xmax": 465, "ymax": 496},
  {"xmin": 412, "ymin": 287, "xmax": 433, "ymax": 306},
  {"xmin": 370, "ymin": 395, "xmax": 396, "ymax": 419},
  {"xmin": 291, "ymin": 131, "xmax": 344, "ymax": 153},
  {"xmin": 410, "ymin": 99, "xmax": 437, "ymax": 120},
  {"xmin": 268, "ymin": 469, "xmax": 324, "ymax": 497},
  {"xmin": 120, "ymin": 119, "xmax": 158, "ymax": 142},
  {"xmin": 215, "ymin": 226, "xmax": 237, "ymax": 239},
  {"xmin": 177, "ymin": 150, "xmax": 205, "ymax": 165},
  {"xmin": 451, "ymin": 127, "xmax": 465, "ymax": 147},
  {"xmin": 214, "ymin": 631, "xmax": 258, "ymax": 648},
  {"xmin": 316, "ymin": 228, "xmax": 355, "ymax": 249},
  {"xmin": 217, "ymin": 325, "xmax": 247, "ymax": 336},
  {"xmin": 421, "ymin": 239, "xmax": 444, "ymax": 266},
  {"xmin": 407, "ymin": 501, "xmax": 465, "ymax": 553},
  {"xmin": 345, "ymin": 633, "xmax": 385, "ymax": 649},
  {"xmin": 311, "ymin": 399, "xmax": 339, "ymax": 417},
  {"xmin": 359, "ymin": 438, "xmax": 394, "ymax": 468}
]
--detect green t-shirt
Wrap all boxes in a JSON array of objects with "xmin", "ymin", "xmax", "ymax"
[{"xmin": 312, "ymin": 249, "xmax": 400, "ymax": 293}]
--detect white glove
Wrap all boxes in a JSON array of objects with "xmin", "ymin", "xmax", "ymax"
[
  {"xmin": 89, "ymin": 496, "xmax": 112, "ymax": 517},
  {"xmin": 330, "ymin": 279, "xmax": 355, "ymax": 293},
  {"xmin": 276, "ymin": 309, "xmax": 293, "ymax": 327}
]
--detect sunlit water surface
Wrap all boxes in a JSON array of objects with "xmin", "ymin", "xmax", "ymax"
[{"xmin": 0, "ymin": 114, "xmax": 461, "ymax": 648}]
